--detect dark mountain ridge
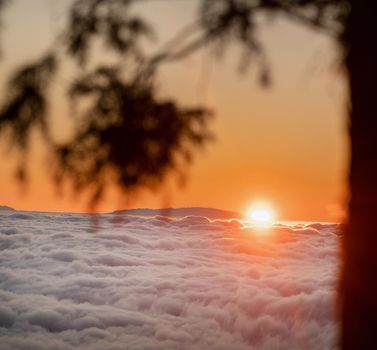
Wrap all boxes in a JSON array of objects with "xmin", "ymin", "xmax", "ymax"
[{"xmin": 0, "ymin": 205, "xmax": 15, "ymax": 212}]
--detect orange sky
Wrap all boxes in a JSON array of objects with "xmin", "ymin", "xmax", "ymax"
[{"xmin": 0, "ymin": 0, "xmax": 348, "ymax": 221}]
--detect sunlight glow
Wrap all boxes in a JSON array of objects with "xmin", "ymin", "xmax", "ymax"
[
  {"xmin": 251, "ymin": 209, "xmax": 271, "ymax": 222},
  {"xmin": 246, "ymin": 202, "xmax": 276, "ymax": 226}
]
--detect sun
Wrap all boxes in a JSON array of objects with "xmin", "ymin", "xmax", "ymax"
[
  {"xmin": 250, "ymin": 209, "xmax": 271, "ymax": 222},
  {"xmin": 246, "ymin": 202, "xmax": 276, "ymax": 226}
]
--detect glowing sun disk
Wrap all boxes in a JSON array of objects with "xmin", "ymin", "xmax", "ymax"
[
  {"xmin": 246, "ymin": 203, "xmax": 276, "ymax": 226},
  {"xmin": 251, "ymin": 209, "xmax": 271, "ymax": 222}
]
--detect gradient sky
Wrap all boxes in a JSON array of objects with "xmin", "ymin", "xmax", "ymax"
[{"xmin": 0, "ymin": 0, "xmax": 348, "ymax": 221}]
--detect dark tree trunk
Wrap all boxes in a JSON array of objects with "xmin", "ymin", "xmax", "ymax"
[{"xmin": 341, "ymin": 1, "xmax": 377, "ymax": 348}]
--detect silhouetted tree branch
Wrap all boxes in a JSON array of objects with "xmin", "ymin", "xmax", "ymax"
[
  {"xmin": 66, "ymin": 0, "xmax": 155, "ymax": 65},
  {"xmin": 0, "ymin": 0, "xmax": 213, "ymax": 204},
  {"xmin": 55, "ymin": 65, "xmax": 211, "ymax": 205}
]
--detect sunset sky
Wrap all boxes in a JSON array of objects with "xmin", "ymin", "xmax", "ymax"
[{"xmin": 0, "ymin": 0, "xmax": 348, "ymax": 221}]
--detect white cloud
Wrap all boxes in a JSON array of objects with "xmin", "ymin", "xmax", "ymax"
[{"xmin": 0, "ymin": 212, "xmax": 340, "ymax": 349}]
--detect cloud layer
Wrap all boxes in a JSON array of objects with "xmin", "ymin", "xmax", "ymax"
[{"xmin": 0, "ymin": 212, "xmax": 340, "ymax": 349}]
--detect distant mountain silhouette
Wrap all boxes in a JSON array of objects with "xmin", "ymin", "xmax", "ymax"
[
  {"xmin": 0, "ymin": 205, "xmax": 16, "ymax": 212},
  {"xmin": 111, "ymin": 207, "xmax": 242, "ymax": 220}
]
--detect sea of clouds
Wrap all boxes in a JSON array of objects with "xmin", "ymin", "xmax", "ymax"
[{"xmin": 0, "ymin": 211, "xmax": 340, "ymax": 350}]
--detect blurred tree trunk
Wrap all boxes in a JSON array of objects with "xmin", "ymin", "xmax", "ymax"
[{"xmin": 342, "ymin": 1, "xmax": 377, "ymax": 348}]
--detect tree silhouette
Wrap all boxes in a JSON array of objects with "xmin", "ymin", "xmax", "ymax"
[
  {"xmin": 0, "ymin": 0, "xmax": 212, "ymax": 204},
  {"xmin": 0, "ymin": 0, "xmax": 374, "ymax": 347}
]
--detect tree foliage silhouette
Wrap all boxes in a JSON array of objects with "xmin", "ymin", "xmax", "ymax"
[
  {"xmin": 0, "ymin": 0, "xmax": 375, "ymax": 348},
  {"xmin": 0, "ymin": 0, "xmax": 212, "ymax": 203}
]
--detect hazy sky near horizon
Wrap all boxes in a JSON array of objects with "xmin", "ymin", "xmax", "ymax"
[{"xmin": 0, "ymin": 0, "xmax": 347, "ymax": 221}]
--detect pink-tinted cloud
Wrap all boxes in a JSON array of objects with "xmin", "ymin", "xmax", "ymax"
[{"xmin": 0, "ymin": 212, "xmax": 340, "ymax": 349}]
